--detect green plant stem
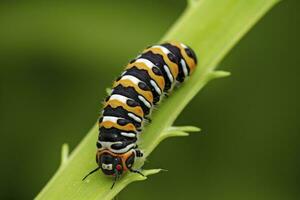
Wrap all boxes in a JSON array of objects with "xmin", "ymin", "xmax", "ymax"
[{"xmin": 35, "ymin": 1, "xmax": 279, "ymax": 199}]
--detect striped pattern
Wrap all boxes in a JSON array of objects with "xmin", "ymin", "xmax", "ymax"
[{"xmin": 97, "ymin": 41, "xmax": 197, "ymax": 157}]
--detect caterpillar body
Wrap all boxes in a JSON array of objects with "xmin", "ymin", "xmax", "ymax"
[{"xmin": 83, "ymin": 41, "xmax": 197, "ymax": 187}]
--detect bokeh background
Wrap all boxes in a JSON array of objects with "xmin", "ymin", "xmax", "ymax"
[{"xmin": 0, "ymin": 1, "xmax": 299, "ymax": 199}]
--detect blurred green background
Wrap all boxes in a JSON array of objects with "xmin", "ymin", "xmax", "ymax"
[{"xmin": 0, "ymin": 1, "xmax": 299, "ymax": 199}]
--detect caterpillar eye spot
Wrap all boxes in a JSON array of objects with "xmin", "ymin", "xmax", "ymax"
[
  {"xmin": 127, "ymin": 99, "xmax": 138, "ymax": 107},
  {"xmin": 168, "ymin": 53, "xmax": 177, "ymax": 63},
  {"xmin": 117, "ymin": 119, "xmax": 128, "ymax": 126}
]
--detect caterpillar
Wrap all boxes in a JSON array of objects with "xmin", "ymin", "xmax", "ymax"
[{"xmin": 83, "ymin": 41, "xmax": 197, "ymax": 188}]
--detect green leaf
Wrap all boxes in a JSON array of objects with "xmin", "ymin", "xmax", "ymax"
[
  {"xmin": 35, "ymin": 0, "xmax": 279, "ymax": 199},
  {"xmin": 60, "ymin": 143, "xmax": 70, "ymax": 167},
  {"xmin": 167, "ymin": 125, "xmax": 201, "ymax": 132}
]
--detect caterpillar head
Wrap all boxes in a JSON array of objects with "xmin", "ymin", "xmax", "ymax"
[
  {"xmin": 96, "ymin": 150, "xmax": 136, "ymax": 176},
  {"xmin": 98, "ymin": 152, "xmax": 124, "ymax": 176},
  {"xmin": 82, "ymin": 149, "xmax": 140, "ymax": 188}
]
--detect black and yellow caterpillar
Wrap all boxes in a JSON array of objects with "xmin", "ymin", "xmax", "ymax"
[{"xmin": 83, "ymin": 42, "xmax": 197, "ymax": 187}]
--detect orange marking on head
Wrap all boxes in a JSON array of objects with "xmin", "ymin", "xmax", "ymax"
[{"xmin": 97, "ymin": 149, "xmax": 134, "ymax": 171}]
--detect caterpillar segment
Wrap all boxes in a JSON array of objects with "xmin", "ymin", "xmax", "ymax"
[
  {"xmin": 168, "ymin": 41, "xmax": 197, "ymax": 75},
  {"xmin": 83, "ymin": 42, "xmax": 198, "ymax": 189},
  {"xmin": 126, "ymin": 58, "xmax": 165, "ymax": 92},
  {"xmin": 99, "ymin": 116, "xmax": 138, "ymax": 132},
  {"xmin": 122, "ymin": 67, "xmax": 162, "ymax": 104},
  {"xmin": 111, "ymin": 85, "xmax": 152, "ymax": 116},
  {"xmin": 104, "ymin": 94, "xmax": 144, "ymax": 118},
  {"xmin": 143, "ymin": 45, "xmax": 179, "ymax": 82},
  {"xmin": 113, "ymin": 78, "xmax": 153, "ymax": 107},
  {"xmin": 136, "ymin": 51, "xmax": 174, "ymax": 92}
]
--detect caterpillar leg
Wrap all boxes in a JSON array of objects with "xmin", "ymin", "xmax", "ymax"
[
  {"xmin": 135, "ymin": 149, "xmax": 144, "ymax": 157},
  {"xmin": 106, "ymin": 88, "xmax": 112, "ymax": 95},
  {"xmin": 144, "ymin": 117, "xmax": 152, "ymax": 123},
  {"xmin": 129, "ymin": 168, "xmax": 145, "ymax": 177}
]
